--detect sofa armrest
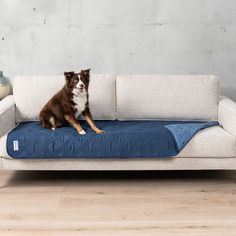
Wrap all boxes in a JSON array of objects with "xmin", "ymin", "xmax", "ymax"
[
  {"xmin": 0, "ymin": 95, "xmax": 16, "ymax": 137},
  {"xmin": 218, "ymin": 96, "xmax": 236, "ymax": 136}
]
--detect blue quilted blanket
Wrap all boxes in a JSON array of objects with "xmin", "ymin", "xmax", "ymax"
[{"xmin": 7, "ymin": 121, "xmax": 218, "ymax": 159}]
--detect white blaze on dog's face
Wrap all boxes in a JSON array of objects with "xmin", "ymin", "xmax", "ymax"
[{"xmin": 73, "ymin": 74, "xmax": 86, "ymax": 96}]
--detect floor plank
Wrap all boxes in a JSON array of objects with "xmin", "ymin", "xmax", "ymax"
[{"xmin": 0, "ymin": 170, "xmax": 236, "ymax": 235}]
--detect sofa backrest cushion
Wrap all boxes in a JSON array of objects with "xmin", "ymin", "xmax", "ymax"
[
  {"xmin": 14, "ymin": 74, "xmax": 116, "ymax": 122},
  {"xmin": 116, "ymin": 75, "xmax": 219, "ymax": 121}
]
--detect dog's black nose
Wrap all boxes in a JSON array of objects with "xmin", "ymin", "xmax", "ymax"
[{"xmin": 80, "ymin": 84, "xmax": 84, "ymax": 88}]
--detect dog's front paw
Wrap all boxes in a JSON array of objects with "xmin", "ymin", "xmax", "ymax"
[
  {"xmin": 79, "ymin": 129, "xmax": 86, "ymax": 135},
  {"xmin": 95, "ymin": 129, "xmax": 105, "ymax": 134}
]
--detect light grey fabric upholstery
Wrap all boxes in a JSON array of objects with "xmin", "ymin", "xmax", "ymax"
[
  {"xmin": 0, "ymin": 76, "xmax": 236, "ymax": 171},
  {"xmin": 13, "ymin": 74, "xmax": 117, "ymax": 122},
  {"xmin": 1, "ymin": 157, "xmax": 236, "ymax": 170},
  {"xmin": 218, "ymin": 96, "xmax": 236, "ymax": 137},
  {"xmin": 117, "ymin": 75, "xmax": 219, "ymax": 121},
  {"xmin": 0, "ymin": 95, "xmax": 16, "ymax": 138}
]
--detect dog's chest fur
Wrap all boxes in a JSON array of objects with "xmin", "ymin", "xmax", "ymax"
[{"xmin": 72, "ymin": 95, "xmax": 87, "ymax": 118}]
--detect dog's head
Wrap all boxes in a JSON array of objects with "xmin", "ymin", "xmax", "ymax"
[{"xmin": 64, "ymin": 69, "xmax": 91, "ymax": 96}]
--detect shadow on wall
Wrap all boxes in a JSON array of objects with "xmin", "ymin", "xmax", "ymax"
[{"xmin": 221, "ymin": 86, "xmax": 236, "ymax": 101}]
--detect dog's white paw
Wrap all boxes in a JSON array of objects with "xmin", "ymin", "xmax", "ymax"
[
  {"xmin": 79, "ymin": 129, "xmax": 86, "ymax": 135},
  {"xmin": 51, "ymin": 127, "xmax": 56, "ymax": 131}
]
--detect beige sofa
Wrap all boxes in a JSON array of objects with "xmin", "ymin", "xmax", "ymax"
[{"xmin": 0, "ymin": 75, "xmax": 236, "ymax": 170}]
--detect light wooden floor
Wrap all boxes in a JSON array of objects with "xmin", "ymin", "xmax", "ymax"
[{"xmin": 0, "ymin": 170, "xmax": 236, "ymax": 236}]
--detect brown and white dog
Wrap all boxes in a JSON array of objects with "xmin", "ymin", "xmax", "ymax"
[{"xmin": 39, "ymin": 70, "xmax": 104, "ymax": 135}]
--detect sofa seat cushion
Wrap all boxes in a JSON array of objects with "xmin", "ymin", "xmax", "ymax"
[
  {"xmin": 1, "ymin": 121, "xmax": 231, "ymax": 159},
  {"xmin": 176, "ymin": 126, "xmax": 236, "ymax": 158},
  {"xmin": 0, "ymin": 125, "xmax": 235, "ymax": 159},
  {"xmin": 0, "ymin": 134, "xmax": 8, "ymax": 158}
]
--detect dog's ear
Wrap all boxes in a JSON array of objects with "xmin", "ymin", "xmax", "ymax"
[
  {"xmin": 64, "ymin": 71, "xmax": 75, "ymax": 80},
  {"xmin": 80, "ymin": 69, "xmax": 91, "ymax": 76}
]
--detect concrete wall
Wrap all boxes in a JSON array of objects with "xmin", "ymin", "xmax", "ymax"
[{"xmin": 0, "ymin": 0, "xmax": 236, "ymax": 100}]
